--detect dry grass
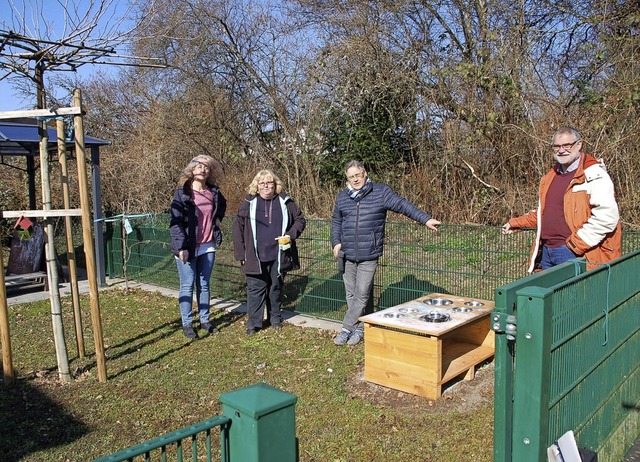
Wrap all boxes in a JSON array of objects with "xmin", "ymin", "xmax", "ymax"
[{"xmin": 0, "ymin": 288, "xmax": 494, "ymax": 461}]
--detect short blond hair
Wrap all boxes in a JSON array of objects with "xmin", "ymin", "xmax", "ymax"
[{"xmin": 246, "ymin": 169, "xmax": 283, "ymax": 195}]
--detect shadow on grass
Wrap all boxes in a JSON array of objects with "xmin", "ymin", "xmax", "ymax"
[
  {"xmin": 102, "ymin": 310, "xmax": 245, "ymax": 380},
  {"xmin": 377, "ymin": 274, "xmax": 448, "ymax": 309},
  {"xmin": 105, "ymin": 319, "xmax": 191, "ymax": 379},
  {"xmin": 285, "ymin": 273, "xmax": 346, "ymax": 320},
  {"xmin": 0, "ymin": 380, "xmax": 89, "ymax": 461},
  {"xmin": 214, "ymin": 307, "xmax": 245, "ymax": 330}
]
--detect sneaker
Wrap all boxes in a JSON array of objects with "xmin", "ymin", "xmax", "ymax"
[
  {"xmin": 272, "ymin": 324, "xmax": 283, "ymax": 332},
  {"xmin": 200, "ymin": 322, "xmax": 219, "ymax": 334},
  {"xmin": 334, "ymin": 329, "xmax": 351, "ymax": 346},
  {"xmin": 182, "ymin": 325, "xmax": 198, "ymax": 339},
  {"xmin": 246, "ymin": 327, "xmax": 256, "ymax": 336},
  {"xmin": 347, "ymin": 330, "xmax": 364, "ymax": 346}
]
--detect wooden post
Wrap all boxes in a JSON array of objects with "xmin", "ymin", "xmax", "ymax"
[
  {"xmin": 73, "ymin": 89, "xmax": 107, "ymax": 382},
  {"xmin": 57, "ymin": 120, "xmax": 85, "ymax": 358},
  {"xmin": 0, "ymin": 249, "xmax": 15, "ymax": 386},
  {"xmin": 36, "ymin": 66, "xmax": 71, "ymax": 383}
]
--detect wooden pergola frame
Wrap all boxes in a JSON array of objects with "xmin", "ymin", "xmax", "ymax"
[{"xmin": 0, "ymin": 91, "xmax": 108, "ymax": 385}]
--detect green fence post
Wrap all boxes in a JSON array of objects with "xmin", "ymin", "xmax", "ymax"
[
  {"xmin": 511, "ymin": 286, "xmax": 554, "ymax": 462},
  {"xmin": 493, "ymin": 260, "xmax": 583, "ymax": 462},
  {"xmin": 220, "ymin": 382, "xmax": 298, "ymax": 462}
]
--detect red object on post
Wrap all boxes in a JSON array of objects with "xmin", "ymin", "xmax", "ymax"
[{"xmin": 13, "ymin": 216, "xmax": 33, "ymax": 230}]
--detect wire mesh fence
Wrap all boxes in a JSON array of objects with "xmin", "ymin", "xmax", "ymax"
[{"xmin": 104, "ymin": 214, "xmax": 640, "ymax": 322}]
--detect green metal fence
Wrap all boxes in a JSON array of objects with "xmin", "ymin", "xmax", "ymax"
[
  {"xmin": 93, "ymin": 415, "xmax": 231, "ymax": 462},
  {"xmin": 93, "ymin": 382, "xmax": 297, "ymax": 462},
  {"xmin": 492, "ymin": 250, "xmax": 640, "ymax": 462},
  {"xmin": 104, "ymin": 214, "xmax": 640, "ymax": 322}
]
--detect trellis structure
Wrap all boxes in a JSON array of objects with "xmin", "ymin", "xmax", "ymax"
[{"xmin": 0, "ymin": 90, "xmax": 107, "ymax": 384}]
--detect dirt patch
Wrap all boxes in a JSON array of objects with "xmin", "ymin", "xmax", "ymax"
[{"xmin": 345, "ymin": 361, "xmax": 494, "ymax": 414}]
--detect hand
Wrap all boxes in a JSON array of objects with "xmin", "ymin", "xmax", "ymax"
[
  {"xmin": 502, "ymin": 223, "xmax": 514, "ymax": 235},
  {"xmin": 332, "ymin": 243, "xmax": 342, "ymax": 258},
  {"xmin": 179, "ymin": 249, "xmax": 189, "ymax": 263},
  {"xmin": 425, "ymin": 218, "xmax": 441, "ymax": 231}
]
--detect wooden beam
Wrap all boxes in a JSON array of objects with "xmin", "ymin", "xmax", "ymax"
[
  {"xmin": 0, "ymin": 247, "xmax": 16, "ymax": 386},
  {"xmin": 1, "ymin": 209, "xmax": 83, "ymax": 218},
  {"xmin": 0, "ymin": 106, "xmax": 83, "ymax": 120},
  {"xmin": 74, "ymin": 89, "xmax": 107, "ymax": 382}
]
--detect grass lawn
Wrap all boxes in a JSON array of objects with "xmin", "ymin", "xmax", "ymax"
[{"xmin": 0, "ymin": 288, "xmax": 494, "ymax": 461}]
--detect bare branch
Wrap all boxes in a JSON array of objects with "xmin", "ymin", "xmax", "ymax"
[{"xmin": 458, "ymin": 156, "xmax": 501, "ymax": 192}]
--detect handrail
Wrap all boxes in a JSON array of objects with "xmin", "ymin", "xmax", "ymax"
[{"xmin": 93, "ymin": 415, "xmax": 232, "ymax": 462}]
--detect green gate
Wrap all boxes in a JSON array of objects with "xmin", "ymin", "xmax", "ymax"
[{"xmin": 492, "ymin": 251, "xmax": 640, "ymax": 461}]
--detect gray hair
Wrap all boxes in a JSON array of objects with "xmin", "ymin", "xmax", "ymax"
[
  {"xmin": 344, "ymin": 160, "xmax": 365, "ymax": 173},
  {"xmin": 179, "ymin": 155, "xmax": 223, "ymax": 187},
  {"xmin": 552, "ymin": 126, "xmax": 582, "ymax": 143}
]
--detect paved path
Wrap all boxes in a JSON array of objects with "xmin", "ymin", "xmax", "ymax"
[{"xmin": 6, "ymin": 276, "xmax": 342, "ymax": 333}]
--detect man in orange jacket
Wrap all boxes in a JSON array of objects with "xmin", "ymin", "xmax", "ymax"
[{"xmin": 502, "ymin": 126, "xmax": 621, "ymax": 272}]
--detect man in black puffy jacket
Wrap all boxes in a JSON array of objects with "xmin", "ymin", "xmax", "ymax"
[{"xmin": 330, "ymin": 160, "xmax": 440, "ymax": 345}]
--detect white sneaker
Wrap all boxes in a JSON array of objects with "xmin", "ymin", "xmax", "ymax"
[
  {"xmin": 333, "ymin": 329, "xmax": 351, "ymax": 345},
  {"xmin": 347, "ymin": 330, "xmax": 364, "ymax": 346}
]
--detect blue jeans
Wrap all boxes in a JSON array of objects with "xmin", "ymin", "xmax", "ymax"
[
  {"xmin": 541, "ymin": 244, "xmax": 577, "ymax": 270},
  {"xmin": 175, "ymin": 252, "xmax": 215, "ymax": 326},
  {"xmin": 341, "ymin": 259, "xmax": 377, "ymax": 332}
]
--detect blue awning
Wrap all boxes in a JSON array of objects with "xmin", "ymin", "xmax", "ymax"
[{"xmin": 0, "ymin": 121, "xmax": 110, "ymax": 156}]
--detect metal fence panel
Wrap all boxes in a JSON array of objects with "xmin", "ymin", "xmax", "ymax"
[
  {"xmin": 492, "ymin": 261, "xmax": 584, "ymax": 462},
  {"xmin": 494, "ymin": 250, "xmax": 640, "ymax": 462},
  {"xmin": 92, "ymin": 415, "xmax": 231, "ymax": 462},
  {"xmin": 103, "ymin": 215, "xmax": 640, "ymax": 324}
]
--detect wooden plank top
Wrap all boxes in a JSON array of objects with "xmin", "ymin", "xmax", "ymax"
[
  {"xmin": 359, "ymin": 293, "xmax": 495, "ymax": 336},
  {"xmin": 1, "ymin": 209, "xmax": 83, "ymax": 218},
  {"xmin": 0, "ymin": 106, "xmax": 82, "ymax": 120}
]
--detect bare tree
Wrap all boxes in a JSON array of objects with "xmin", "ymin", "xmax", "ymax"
[
  {"xmin": 78, "ymin": 0, "xmax": 640, "ymax": 226},
  {"xmin": 0, "ymin": 0, "xmax": 165, "ymax": 108}
]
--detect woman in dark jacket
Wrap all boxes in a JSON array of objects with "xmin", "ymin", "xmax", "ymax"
[
  {"xmin": 232, "ymin": 169, "xmax": 306, "ymax": 335},
  {"xmin": 170, "ymin": 155, "xmax": 227, "ymax": 339}
]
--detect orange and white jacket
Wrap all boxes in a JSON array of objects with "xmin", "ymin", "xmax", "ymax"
[{"xmin": 508, "ymin": 152, "xmax": 621, "ymax": 272}]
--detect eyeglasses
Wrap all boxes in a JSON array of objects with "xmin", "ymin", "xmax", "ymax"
[
  {"xmin": 552, "ymin": 139, "xmax": 580, "ymax": 152},
  {"xmin": 194, "ymin": 162, "xmax": 210, "ymax": 170},
  {"xmin": 347, "ymin": 172, "xmax": 365, "ymax": 181},
  {"xmin": 258, "ymin": 181, "xmax": 275, "ymax": 187}
]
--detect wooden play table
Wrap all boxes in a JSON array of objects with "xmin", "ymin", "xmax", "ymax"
[{"xmin": 359, "ymin": 293, "xmax": 495, "ymax": 399}]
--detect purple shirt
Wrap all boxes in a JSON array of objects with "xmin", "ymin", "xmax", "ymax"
[
  {"xmin": 256, "ymin": 196, "xmax": 283, "ymax": 261},
  {"xmin": 193, "ymin": 189, "xmax": 214, "ymax": 245}
]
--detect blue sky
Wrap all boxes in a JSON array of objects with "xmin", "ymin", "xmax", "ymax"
[{"xmin": 0, "ymin": 0, "xmax": 136, "ymax": 111}]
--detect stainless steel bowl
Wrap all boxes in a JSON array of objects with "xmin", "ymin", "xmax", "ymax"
[
  {"xmin": 464, "ymin": 301, "xmax": 484, "ymax": 307},
  {"xmin": 420, "ymin": 312, "xmax": 451, "ymax": 323},
  {"xmin": 454, "ymin": 306, "xmax": 474, "ymax": 313},
  {"xmin": 422, "ymin": 298, "xmax": 453, "ymax": 306}
]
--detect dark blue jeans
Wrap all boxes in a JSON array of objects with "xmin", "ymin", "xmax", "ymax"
[
  {"xmin": 541, "ymin": 244, "xmax": 577, "ymax": 270},
  {"xmin": 245, "ymin": 260, "xmax": 284, "ymax": 330},
  {"xmin": 175, "ymin": 252, "xmax": 216, "ymax": 326}
]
